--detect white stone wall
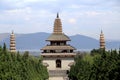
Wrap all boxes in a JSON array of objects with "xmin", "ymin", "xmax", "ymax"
[
  {"xmin": 49, "ymin": 77, "xmax": 67, "ymax": 80},
  {"xmin": 43, "ymin": 57, "xmax": 74, "ymax": 70}
]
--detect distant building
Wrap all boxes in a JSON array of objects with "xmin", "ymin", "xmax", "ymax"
[
  {"xmin": 10, "ymin": 31, "xmax": 16, "ymax": 52},
  {"xmin": 100, "ymin": 30, "xmax": 105, "ymax": 49},
  {"xmin": 41, "ymin": 13, "xmax": 76, "ymax": 80}
]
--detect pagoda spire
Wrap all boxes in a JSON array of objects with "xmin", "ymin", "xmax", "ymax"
[
  {"xmin": 101, "ymin": 30, "xmax": 103, "ymax": 34},
  {"xmin": 10, "ymin": 31, "xmax": 16, "ymax": 53},
  {"xmin": 100, "ymin": 30, "xmax": 105, "ymax": 49},
  {"xmin": 53, "ymin": 13, "xmax": 62, "ymax": 34},
  {"xmin": 57, "ymin": 12, "xmax": 59, "ymax": 18}
]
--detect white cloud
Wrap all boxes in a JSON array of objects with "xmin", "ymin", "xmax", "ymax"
[
  {"xmin": 68, "ymin": 4, "xmax": 82, "ymax": 9},
  {"xmin": 23, "ymin": 0, "xmax": 39, "ymax": 2},
  {"xmin": 85, "ymin": 11, "xmax": 104, "ymax": 16},
  {"xmin": 0, "ymin": 0, "xmax": 120, "ymax": 40},
  {"xmin": 68, "ymin": 18, "xmax": 76, "ymax": 24}
]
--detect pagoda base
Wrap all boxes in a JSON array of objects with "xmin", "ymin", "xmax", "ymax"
[{"xmin": 41, "ymin": 53, "xmax": 76, "ymax": 80}]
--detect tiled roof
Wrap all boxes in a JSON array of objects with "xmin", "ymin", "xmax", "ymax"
[
  {"xmin": 46, "ymin": 33, "xmax": 70, "ymax": 41},
  {"xmin": 41, "ymin": 45, "xmax": 76, "ymax": 50},
  {"xmin": 41, "ymin": 53, "xmax": 76, "ymax": 58}
]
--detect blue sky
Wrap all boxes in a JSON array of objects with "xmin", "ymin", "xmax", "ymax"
[{"xmin": 0, "ymin": 0, "xmax": 120, "ymax": 40}]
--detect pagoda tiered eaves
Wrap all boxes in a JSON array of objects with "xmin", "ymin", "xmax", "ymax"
[
  {"xmin": 100, "ymin": 30, "xmax": 105, "ymax": 49},
  {"xmin": 41, "ymin": 13, "xmax": 76, "ymax": 56},
  {"xmin": 46, "ymin": 33, "xmax": 70, "ymax": 41},
  {"xmin": 41, "ymin": 45, "xmax": 76, "ymax": 50},
  {"xmin": 41, "ymin": 53, "xmax": 76, "ymax": 58},
  {"xmin": 10, "ymin": 31, "xmax": 16, "ymax": 52},
  {"xmin": 41, "ymin": 13, "xmax": 76, "ymax": 80}
]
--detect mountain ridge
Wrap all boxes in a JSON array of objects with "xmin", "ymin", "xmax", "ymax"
[{"xmin": 0, "ymin": 32, "xmax": 119, "ymax": 50}]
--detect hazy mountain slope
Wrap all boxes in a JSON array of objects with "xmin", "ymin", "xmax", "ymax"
[
  {"xmin": 69, "ymin": 34, "xmax": 99, "ymax": 49},
  {"xmin": 0, "ymin": 32, "xmax": 50, "ymax": 49},
  {"xmin": 0, "ymin": 32, "xmax": 119, "ymax": 50},
  {"xmin": 0, "ymin": 33, "xmax": 9, "ymax": 41}
]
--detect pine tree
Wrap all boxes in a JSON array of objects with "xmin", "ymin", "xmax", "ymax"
[
  {"xmin": 3, "ymin": 43, "xmax": 7, "ymax": 52},
  {"xmin": 0, "ymin": 44, "xmax": 48, "ymax": 80}
]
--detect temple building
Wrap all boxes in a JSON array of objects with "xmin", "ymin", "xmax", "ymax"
[
  {"xmin": 100, "ymin": 30, "xmax": 105, "ymax": 49},
  {"xmin": 10, "ymin": 31, "xmax": 16, "ymax": 52},
  {"xmin": 41, "ymin": 13, "xmax": 76, "ymax": 80}
]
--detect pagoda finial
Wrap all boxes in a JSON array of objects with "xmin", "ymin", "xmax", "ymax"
[
  {"xmin": 101, "ymin": 30, "xmax": 103, "ymax": 34},
  {"xmin": 57, "ymin": 12, "xmax": 59, "ymax": 18},
  {"xmin": 12, "ymin": 30, "xmax": 14, "ymax": 34}
]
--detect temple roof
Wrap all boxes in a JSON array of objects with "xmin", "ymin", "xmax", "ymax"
[
  {"xmin": 41, "ymin": 53, "xmax": 76, "ymax": 58},
  {"xmin": 41, "ymin": 45, "xmax": 76, "ymax": 50},
  {"xmin": 46, "ymin": 33, "xmax": 70, "ymax": 41}
]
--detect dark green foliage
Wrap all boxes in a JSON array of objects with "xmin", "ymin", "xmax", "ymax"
[
  {"xmin": 90, "ymin": 48, "xmax": 105, "ymax": 56},
  {"xmin": 0, "ymin": 44, "xmax": 48, "ymax": 80},
  {"xmin": 119, "ymin": 48, "xmax": 120, "ymax": 54},
  {"xmin": 69, "ymin": 49, "xmax": 120, "ymax": 80},
  {"xmin": 3, "ymin": 43, "xmax": 7, "ymax": 52},
  {"xmin": 69, "ymin": 57, "xmax": 91, "ymax": 80}
]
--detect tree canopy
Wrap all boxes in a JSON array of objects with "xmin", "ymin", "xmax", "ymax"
[
  {"xmin": 0, "ymin": 43, "xmax": 48, "ymax": 80},
  {"xmin": 69, "ymin": 49, "xmax": 120, "ymax": 80}
]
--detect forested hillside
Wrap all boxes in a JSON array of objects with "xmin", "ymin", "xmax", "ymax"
[
  {"xmin": 0, "ymin": 43, "xmax": 48, "ymax": 80},
  {"xmin": 69, "ymin": 49, "xmax": 120, "ymax": 80}
]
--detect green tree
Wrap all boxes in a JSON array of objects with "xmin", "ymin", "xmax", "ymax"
[
  {"xmin": 69, "ymin": 49, "xmax": 120, "ymax": 80},
  {"xmin": 0, "ymin": 44, "xmax": 48, "ymax": 80},
  {"xmin": 69, "ymin": 55, "xmax": 91, "ymax": 80}
]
